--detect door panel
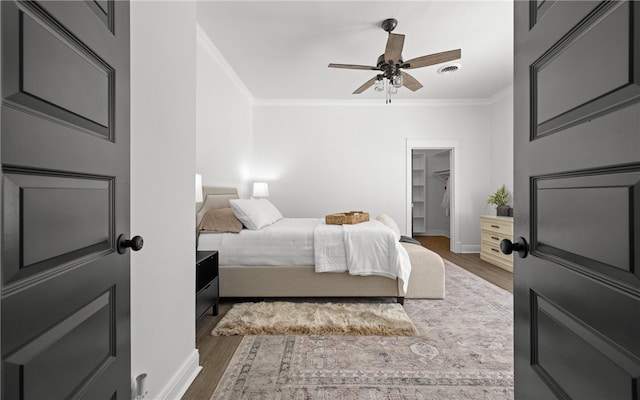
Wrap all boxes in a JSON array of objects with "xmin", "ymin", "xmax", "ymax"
[
  {"xmin": 3, "ymin": 1, "xmax": 114, "ymax": 139},
  {"xmin": 532, "ymin": 2, "xmax": 640, "ymax": 139},
  {"xmin": 2, "ymin": 170, "xmax": 113, "ymax": 286},
  {"xmin": 533, "ymin": 1, "xmax": 635, "ymax": 137},
  {"xmin": 533, "ymin": 294, "xmax": 636, "ymax": 400},
  {"xmin": 514, "ymin": 1, "xmax": 640, "ymax": 398},
  {"xmin": 534, "ymin": 168, "xmax": 640, "ymax": 279},
  {"xmin": 4, "ymin": 290, "xmax": 114, "ymax": 399},
  {"xmin": 1, "ymin": 1, "xmax": 130, "ymax": 398}
]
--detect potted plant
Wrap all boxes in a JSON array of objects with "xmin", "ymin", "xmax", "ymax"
[{"xmin": 487, "ymin": 185, "xmax": 512, "ymax": 216}]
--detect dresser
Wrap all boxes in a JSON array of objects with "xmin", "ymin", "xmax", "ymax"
[{"xmin": 480, "ymin": 215, "xmax": 514, "ymax": 272}]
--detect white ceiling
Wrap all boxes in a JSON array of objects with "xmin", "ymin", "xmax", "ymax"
[{"xmin": 197, "ymin": 1, "xmax": 514, "ymax": 102}]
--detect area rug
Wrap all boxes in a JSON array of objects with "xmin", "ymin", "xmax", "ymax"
[
  {"xmin": 211, "ymin": 301, "xmax": 418, "ymax": 336},
  {"xmin": 211, "ymin": 260, "xmax": 514, "ymax": 399}
]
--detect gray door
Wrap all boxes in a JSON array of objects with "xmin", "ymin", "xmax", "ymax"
[
  {"xmin": 513, "ymin": 1, "xmax": 640, "ymax": 398},
  {"xmin": 1, "ymin": 1, "xmax": 132, "ymax": 398}
]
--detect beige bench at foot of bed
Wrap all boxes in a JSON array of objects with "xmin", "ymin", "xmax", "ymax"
[
  {"xmin": 218, "ymin": 242, "xmax": 445, "ymax": 301},
  {"xmin": 220, "ymin": 264, "xmax": 402, "ymax": 300},
  {"xmin": 402, "ymin": 242, "xmax": 445, "ymax": 299}
]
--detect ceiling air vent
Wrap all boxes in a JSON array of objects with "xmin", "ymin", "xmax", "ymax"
[{"xmin": 437, "ymin": 63, "xmax": 461, "ymax": 75}]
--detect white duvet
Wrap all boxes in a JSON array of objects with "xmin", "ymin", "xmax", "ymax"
[
  {"xmin": 198, "ymin": 217, "xmax": 411, "ymax": 289},
  {"xmin": 198, "ymin": 218, "xmax": 318, "ymax": 266}
]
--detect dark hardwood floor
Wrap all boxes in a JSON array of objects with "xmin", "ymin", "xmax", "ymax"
[
  {"xmin": 181, "ymin": 236, "xmax": 513, "ymax": 399},
  {"xmin": 415, "ymin": 236, "xmax": 513, "ymax": 293},
  {"xmin": 183, "ymin": 308, "xmax": 241, "ymax": 400}
]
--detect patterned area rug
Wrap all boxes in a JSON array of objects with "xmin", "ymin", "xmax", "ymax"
[
  {"xmin": 211, "ymin": 301, "xmax": 418, "ymax": 336},
  {"xmin": 211, "ymin": 260, "xmax": 514, "ymax": 399}
]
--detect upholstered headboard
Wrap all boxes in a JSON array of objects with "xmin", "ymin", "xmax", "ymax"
[{"xmin": 196, "ymin": 186, "xmax": 239, "ymax": 228}]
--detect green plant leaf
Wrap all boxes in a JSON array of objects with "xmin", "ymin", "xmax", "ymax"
[{"xmin": 487, "ymin": 184, "xmax": 511, "ymax": 206}]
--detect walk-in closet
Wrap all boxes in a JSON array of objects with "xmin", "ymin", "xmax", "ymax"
[{"xmin": 411, "ymin": 149, "xmax": 451, "ymax": 237}]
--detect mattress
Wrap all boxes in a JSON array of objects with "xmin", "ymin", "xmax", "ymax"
[{"xmin": 197, "ymin": 217, "xmax": 320, "ymax": 266}]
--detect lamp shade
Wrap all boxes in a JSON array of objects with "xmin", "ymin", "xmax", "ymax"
[
  {"xmin": 252, "ymin": 182, "xmax": 269, "ymax": 198},
  {"xmin": 195, "ymin": 174, "xmax": 203, "ymax": 203}
]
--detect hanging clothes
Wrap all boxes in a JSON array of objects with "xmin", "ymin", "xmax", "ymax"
[{"xmin": 441, "ymin": 184, "xmax": 450, "ymax": 217}]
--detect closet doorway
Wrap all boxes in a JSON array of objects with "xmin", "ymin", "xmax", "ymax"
[
  {"xmin": 406, "ymin": 139, "xmax": 459, "ymax": 252},
  {"xmin": 412, "ymin": 149, "xmax": 451, "ymax": 235}
]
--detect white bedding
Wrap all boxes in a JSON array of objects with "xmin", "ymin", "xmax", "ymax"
[
  {"xmin": 314, "ymin": 220, "xmax": 411, "ymax": 292},
  {"xmin": 198, "ymin": 217, "xmax": 411, "ymax": 290},
  {"xmin": 198, "ymin": 218, "xmax": 318, "ymax": 266}
]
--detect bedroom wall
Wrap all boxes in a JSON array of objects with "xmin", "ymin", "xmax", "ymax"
[
  {"xmin": 251, "ymin": 102, "xmax": 492, "ymax": 249},
  {"xmin": 488, "ymin": 86, "xmax": 514, "ymax": 210},
  {"xmin": 131, "ymin": 3, "xmax": 199, "ymax": 399},
  {"xmin": 196, "ymin": 26, "xmax": 254, "ymax": 198}
]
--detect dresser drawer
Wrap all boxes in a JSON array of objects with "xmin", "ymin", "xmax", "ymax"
[
  {"xmin": 481, "ymin": 241, "xmax": 513, "ymax": 263},
  {"xmin": 196, "ymin": 276, "xmax": 219, "ymax": 320},
  {"xmin": 196, "ymin": 251, "xmax": 219, "ymax": 318},
  {"xmin": 480, "ymin": 249, "xmax": 513, "ymax": 272},
  {"xmin": 481, "ymin": 218, "xmax": 513, "ymax": 236},
  {"xmin": 481, "ymin": 230, "xmax": 511, "ymax": 246},
  {"xmin": 196, "ymin": 252, "xmax": 218, "ymax": 293}
]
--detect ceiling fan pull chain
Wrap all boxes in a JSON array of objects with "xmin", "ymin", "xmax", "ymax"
[{"xmin": 386, "ymin": 79, "xmax": 390, "ymax": 104}]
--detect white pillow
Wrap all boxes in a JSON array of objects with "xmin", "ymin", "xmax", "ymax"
[
  {"xmin": 376, "ymin": 214, "xmax": 401, "ymax": 241},
  {"xmin": 229, "ymin": 199, "xmax": 283, "ymax": 230}
]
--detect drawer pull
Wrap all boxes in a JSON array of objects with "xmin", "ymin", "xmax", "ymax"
[
  {"xmin": 491, "ymin": 236, "xmax": 500, "ymax": 241},
  {"xmin": 491, "ymin": 224, "xmax": 500, "ymax": 228},
  {"xmin": 491, "ymin": 248, "xmax": 500, "ymax": 253}
]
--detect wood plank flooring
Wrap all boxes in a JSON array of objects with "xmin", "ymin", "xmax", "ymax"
[
  {"xmin": 181, "ymin": 236, "xmax": 513, "ymax": 399},
  {"xmin": 415, "ymin": 236, "xmax": 513, "ymax": 293}
]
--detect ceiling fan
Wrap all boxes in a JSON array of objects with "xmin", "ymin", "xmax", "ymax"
[{"xmin": 328, "ymin": 18, "xmax": 461, "ymax": 102}]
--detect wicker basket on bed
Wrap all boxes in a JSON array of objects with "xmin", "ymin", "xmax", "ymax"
[{"xmin": 325, "ymin": 211, "xmax": 370, "ymax": 225}]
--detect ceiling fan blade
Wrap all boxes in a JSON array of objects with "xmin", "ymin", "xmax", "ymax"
[
  {"xmin": 384, "ymin": 33, "xmax": 405, "ymax": 63},
  {"xmin": 353, "ymin": 76, "xmax": 378, "ymax": 94},
  {"xmin": 403, "ymin": 49, "xmax": 461, "ymax": 69},
  {"xmin": 328, "ymin": 63, "xmax": 379, "ymax": 71},
  {"xmin": 402, "ymin": 71, "xmax": 423, "ymax": 91}
]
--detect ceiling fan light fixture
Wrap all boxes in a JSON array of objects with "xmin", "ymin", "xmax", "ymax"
[
  {"xmin": 374, "ymin": 78, "xmax": 385, "ymax": 92},
  {"xmin": 392, "ymin": 74, "xmax": 403, "ymax": 88},
  {"xmin": 437, "ymin": 63, "xmax": 462, "ymax": 75}
]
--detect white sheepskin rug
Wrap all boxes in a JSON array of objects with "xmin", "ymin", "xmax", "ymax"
[{"xmin": 211, "ymin": 301, "xmax": 418, "ymax": 336}]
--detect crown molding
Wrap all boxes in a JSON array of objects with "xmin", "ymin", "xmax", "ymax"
[
  {"xmin": 488, "ymin": 85, "xmax": 514, "ymax": 104},
  {"xmin": 253, "ymin": 97, "xmax": 496, "ymax": 107},
  {"xmin": 196, "ymin": 24, "xmax": 255, "ymax": 105},
  {"xmin": 252, "ymin": 87, "xmax": 513, "ymax": 107}
]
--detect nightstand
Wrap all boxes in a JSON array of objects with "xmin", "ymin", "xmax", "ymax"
[{"xmin": 196, "ymin": 251, "xmax": 219, "ymax": 319}]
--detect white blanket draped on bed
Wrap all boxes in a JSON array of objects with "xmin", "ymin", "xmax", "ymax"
[{"xmin": 314, "ymin": 220, "xmax": 411, "ymax": 292}]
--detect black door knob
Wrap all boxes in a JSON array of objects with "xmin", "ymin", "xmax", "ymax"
[
  {"xmin": 500, "ymin": 237, "xmax": 529, "ymax": 258},
  {"xmin": 117, "ymin": 234, "xmax": 144, "ymax": 254}
]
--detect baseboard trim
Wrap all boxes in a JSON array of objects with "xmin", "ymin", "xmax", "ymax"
[
  {"xmin": 460, "ymin": 244, "xmax": 481, "ymax": 253},
  {"xmin": 412, "ymin": 232, "xmax": 451, "ymax": 237},
  {"xmin": 424, "ymin": 230, "xmax": 451, "ymax": 237},
  {"xmin": 158, "ymin": 349, "xmax": 202, "ymax": 400}
]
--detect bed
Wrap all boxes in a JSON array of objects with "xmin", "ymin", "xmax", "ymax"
[{"xmin": 196, "ymin": 186, "xmax": 445, "ymax": 303}]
